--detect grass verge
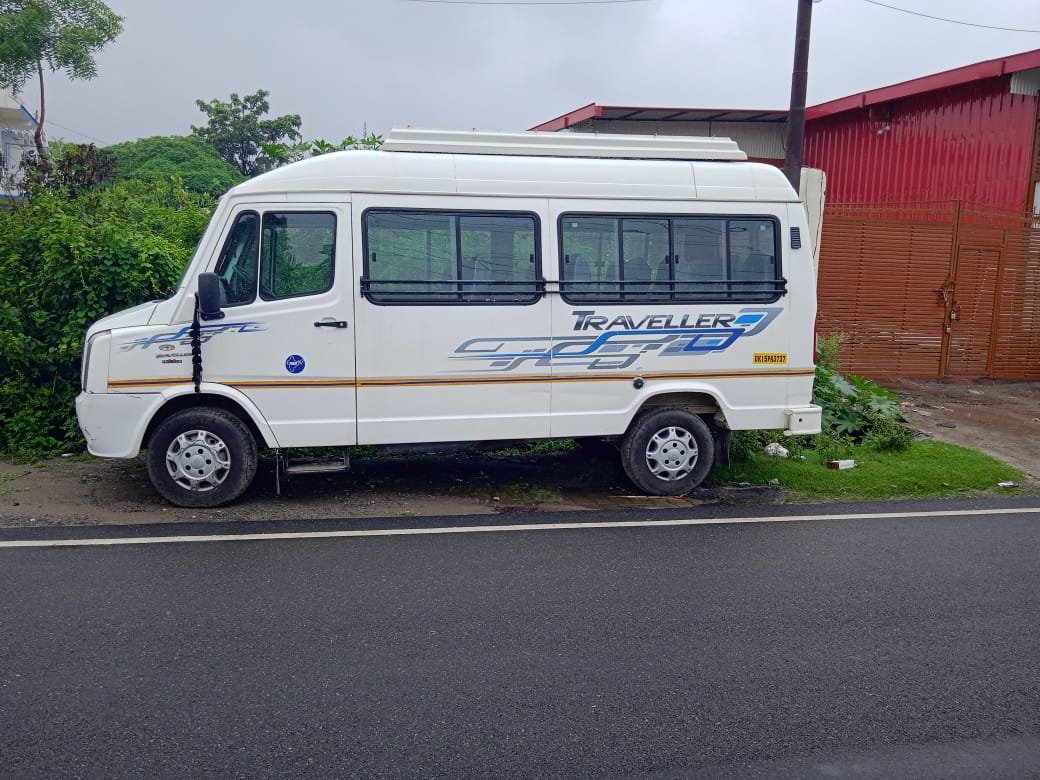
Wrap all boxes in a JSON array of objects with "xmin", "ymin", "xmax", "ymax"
[{"xmin": 712, "ymin": 440, "xmax": 1028, "ymax": 500}]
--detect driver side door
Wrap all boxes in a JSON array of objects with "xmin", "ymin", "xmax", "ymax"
[{"xmin": 203, "ymin": 203, "xmax": 357, "ymax": 447}]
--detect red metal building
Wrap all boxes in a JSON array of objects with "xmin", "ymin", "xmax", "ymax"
[{"xmin": 803, "ymin": 51, "xmax": 1040, "ymax": 379}]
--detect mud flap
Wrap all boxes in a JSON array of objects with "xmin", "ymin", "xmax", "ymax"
[{"xmin": 713, "ymin": 428, "xmax": 731, "ymax": 468}]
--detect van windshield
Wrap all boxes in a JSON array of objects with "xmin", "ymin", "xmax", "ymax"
[{"xmin": 214, "ymin": 212, "xmax": 260, "ymax": 305}]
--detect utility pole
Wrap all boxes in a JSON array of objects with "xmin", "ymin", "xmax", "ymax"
[{"xmin": 783, "ymin": 0, "xmax": 817, "ymax": 194}]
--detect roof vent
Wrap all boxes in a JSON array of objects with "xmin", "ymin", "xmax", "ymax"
[
  {"xmin": 381, "ymin": 128, "xmax": 748, "ymax": 162},
  {"xmin": 1010, "ymin": 67, "xmax": 1040, "ymax": 96}
]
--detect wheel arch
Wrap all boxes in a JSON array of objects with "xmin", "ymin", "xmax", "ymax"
[
  {"xmin": 635, "ymin": 390, "xmax": 726, "ymax": 427},
  {"xmin": 143, "ymin": 386, "xmax": 277, "ymax": 451}
]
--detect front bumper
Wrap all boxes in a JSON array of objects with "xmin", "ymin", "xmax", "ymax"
[{"xmin": 76, "ymin": 392, "xmax": 158, "ymax": 458}]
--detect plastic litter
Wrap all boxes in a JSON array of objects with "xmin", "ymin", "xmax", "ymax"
[{"xmin": 764, "ymin": 443, "xmax": 789, "ymax": 458}]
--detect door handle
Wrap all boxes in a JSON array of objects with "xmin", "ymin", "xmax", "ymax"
[{"xmin": 314, "ymin": 320, "xmax": 349, "ymax": 329}]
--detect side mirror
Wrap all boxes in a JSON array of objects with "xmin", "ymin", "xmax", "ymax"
[{"xmin": 197, "ymin": 272, "xmax": 225, "ymax": 321}]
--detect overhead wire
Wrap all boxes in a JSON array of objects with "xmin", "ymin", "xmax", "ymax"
[
  {"xmin": 859, "ymin": 0, "xmax": 1040, "ymax": 34},
  {"xmin": 43, "ymin": 118, "xmax": 110, "ymax": 146}
]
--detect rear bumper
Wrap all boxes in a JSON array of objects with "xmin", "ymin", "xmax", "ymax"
[{"xmin": 785, "ymin": 405, "xmax": 823, "ymax": 435}]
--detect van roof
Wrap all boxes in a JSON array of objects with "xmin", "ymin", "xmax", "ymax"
[{"xmin": 230, "ymin": 129, "xmax": 799, "ymax": 203}]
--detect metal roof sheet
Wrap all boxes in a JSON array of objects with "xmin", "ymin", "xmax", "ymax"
[
  {"xmin": 529, "ymin": 49, "xmax": 1040, "ymax": 129},
  {"xmin": 807, "ymin": 48, "xmax": 1040, "ymax": 121},
  {"xmin": 530, "ymin": 105, "xmax": 787, "ymax": 132}
]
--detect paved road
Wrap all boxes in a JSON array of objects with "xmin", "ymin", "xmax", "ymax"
[{"xmin": 2, "ymin": 500, "xmax": 1040, "ymax": 778}]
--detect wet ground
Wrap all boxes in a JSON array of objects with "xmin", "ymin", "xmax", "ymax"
[
  {"xmin": 1, "ymin": 380, "xmax": 1035, "ymax": 528},
  {"xmin": 0, "ymin": 447, "xmax": 778, "ymax": 528}
]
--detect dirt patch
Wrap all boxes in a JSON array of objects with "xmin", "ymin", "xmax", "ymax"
[
  {"xmin": 0, "ymin": 449, "xmax": 775, "ymax": 529},
  {"xmin": 884, "ymin": 379, "xmax": 1039, "ymax": 483}
]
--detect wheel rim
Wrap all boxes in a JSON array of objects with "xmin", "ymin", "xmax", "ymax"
[
  {"xmin": 645, "ymin": 426, "xmax": 699, "ymax": 482},
  {"xmin": 165, "ymin": 429, "xmax": 231, "ymax": 492}
]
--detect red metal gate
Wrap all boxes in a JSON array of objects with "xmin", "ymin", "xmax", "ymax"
[{"xmin": 817, "ymin": 202, "xmax": 1040, "ymax": 379}]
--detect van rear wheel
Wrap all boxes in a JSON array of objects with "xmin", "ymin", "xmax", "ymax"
[
  {"xmin": 620, "ymin": 408, "xmax": 714, "ymax": 496},
  {"xmin": 146, "ymin": 408, "xmax": 258, "ymax": 508}
]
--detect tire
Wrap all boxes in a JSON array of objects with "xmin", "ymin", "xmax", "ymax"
[
  {"xmin": 620, "ymin": 408, "xmax": 714, "ymax": 496},
  {"xmin": 146, "ymin": 408, "xmax": 258, "ymax": 508}
]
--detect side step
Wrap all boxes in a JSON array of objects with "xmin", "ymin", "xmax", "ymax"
[
  {"xmin": 283, "ymin": 454, "xmax": 350, "ymax": 474},
  {"xmin": 275, "ymin": 451, "xmax": 350, "ymax": 496}
]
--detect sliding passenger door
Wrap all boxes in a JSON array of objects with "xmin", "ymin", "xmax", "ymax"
[{"xmin": 352, "ymin": 196, "xmax": 551, "ymax": 444}]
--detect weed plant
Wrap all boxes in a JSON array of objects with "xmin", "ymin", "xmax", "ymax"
[{"xmin": 730, "ymin": 333, "xmax": 916, "ymax": 464}]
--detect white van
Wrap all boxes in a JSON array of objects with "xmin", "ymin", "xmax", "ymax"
[{"xmin": 76, "ymin": 129, "xmax": 822, "ymax": 507}]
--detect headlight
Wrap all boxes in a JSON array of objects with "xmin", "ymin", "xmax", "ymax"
[{"xmin": 81, "ymin": 330, "xmax": 110, "ymax": 392}]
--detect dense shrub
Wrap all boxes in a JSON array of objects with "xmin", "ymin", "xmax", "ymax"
[
  {"xmin": 0, "ymin": 178, "xmax": 212, "ymax": 458},
  {"xmin": 729, "ymin": 430, "xmax": 769, "ymax": 463},
  {"xmin": 15, "ymin": 143, "xmax": 117, "ymax": 198}
]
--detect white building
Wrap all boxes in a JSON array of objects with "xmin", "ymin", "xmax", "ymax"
[{"xmin": 1, "ymin": 91, "xmax": 39, "ymax": 194}]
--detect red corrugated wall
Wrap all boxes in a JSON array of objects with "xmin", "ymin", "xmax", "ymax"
[{"xmin": 805, "ymin": 77, "xmax": 1038, "ymax": 213}]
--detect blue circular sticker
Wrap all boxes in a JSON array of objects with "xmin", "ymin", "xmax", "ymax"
[{"xmin": 285, "ymin": 354, "xmax": 306, "ymax": 374}]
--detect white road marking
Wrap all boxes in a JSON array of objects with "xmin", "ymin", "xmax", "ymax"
[{"xmin": 1, "ymin": 507, "xmax": 1038, "ymax": 549}]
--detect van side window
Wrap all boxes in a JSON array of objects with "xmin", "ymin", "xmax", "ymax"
[
  {"xmin": 215, "ymin": 212, "xmax": 260, "ymax": 306},
  {"xmin": 362, "ymin": 209, "xmax": 541, "ymax": 305},
  {"xmin": 561, "ymin": 214, "xmax": 782, "ymax": 304},
  {"xmin": 260, "ymin": 212, "xmax": 336, "ymax": 300}
]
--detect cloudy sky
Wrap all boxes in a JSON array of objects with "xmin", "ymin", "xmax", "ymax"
[{"xmin": 15, "ymin": 0, "xmax": 1040, "ymax": 146}]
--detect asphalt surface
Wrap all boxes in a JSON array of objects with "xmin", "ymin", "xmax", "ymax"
[{"xmin": 2, "ymin": 499, "xmax": 1040, "ymax": 778}]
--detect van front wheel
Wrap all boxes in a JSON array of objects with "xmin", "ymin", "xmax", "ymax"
[
  {"xmin": 146, "ymin": 408, "xmax": 258, "ymax": 508},
  {"xmin": 620, "ymin": 409, "xmax": 714, "ymax": 496}
]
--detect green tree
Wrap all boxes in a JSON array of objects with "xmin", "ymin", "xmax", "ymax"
[
  {"xmin": 106, "ymin": 135, "xmax": 244, "ymax": 196},
  {"xmin": 192, "ymin": 89, "xmax": 302, "ymax": 177},
  {"xmin": 0, "ymin": 0, "xmax": 123, "ymax": 158},
  {"xmin": 261, "ymin": 132, "xmax": 384, "ymax": 166}
]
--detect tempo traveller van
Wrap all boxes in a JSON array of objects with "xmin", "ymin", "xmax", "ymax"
[{"xmin": 76, "ymin": 129, "xmax": 822, "ymax": 507}]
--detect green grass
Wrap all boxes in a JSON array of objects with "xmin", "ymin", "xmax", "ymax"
[
  {"xmin": 0, "ymin": 471, "xmax": 22, "ymax": 496},
  {"xmin": 492, "ymin": 439, "xmax": 580, "ymax": 457},
  {"xmin": 713, "ymin": 440, "xmax": 1028, "ymax": 500}
]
